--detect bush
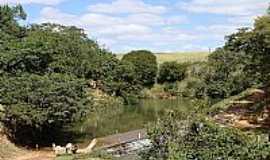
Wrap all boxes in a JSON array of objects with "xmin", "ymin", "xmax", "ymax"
[
  {"xmin": 142, "ymin": 112, "xmax": 270, "ymax": 160},
  {"xmin": 158, "ymin": 61, "xmax": 187, "ymax": 84},
  {"xmin": 122, "ymin": 50, "xmax": 158, "ymax": 87},
  {"xmin": 181, "ymin": 78, "xmax": 206, "ymax": 98},
  {"xmin": 163, "ymin": 83, "xmax": 179, "ymax": 96}
]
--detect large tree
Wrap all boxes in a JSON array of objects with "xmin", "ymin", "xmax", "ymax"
[
  {"xmin": 200, "ymin": 9, "xmax": 270, "ymax": 99},
  {"xmin": 122, "ymin": 50, "xmax": 158, "ymax": 87},
  {"xmin": 158, "ymin": 61, "xmax": 187, "ymax": 84},
  {"xmin": 0, "ymin": 73, "xmax": 90, "ymax": 144},
  {"xmin": 0, "ymin": 5, "xmax": 108, "ymax": 144}
]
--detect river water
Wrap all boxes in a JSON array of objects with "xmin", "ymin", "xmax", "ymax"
[{"xmin": 69, "ymin": 98, "xmax": 195, "ymax": 145}]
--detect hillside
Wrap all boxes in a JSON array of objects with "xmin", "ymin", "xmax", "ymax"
[{"xmin": 116, "ymin": 52, "xmax": 209, "ymax": 64}]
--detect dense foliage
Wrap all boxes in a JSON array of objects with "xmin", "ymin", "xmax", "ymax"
[
  {"xmin": 0, "ymin": 4, "xmax": 26, "ymax": 40},
  {"xmin": 201, "ymin": 11, "xmax": 270, "ymax": 99},
  {"xmin": 0, "ymin": 73, "xmax": 90, "ymax": 143},
  {"xmin": 142, "ymin": 6, "xmax": 270, "ymax": 160},
  {"xmin": 0, "ymin": 4, "xmax": 157, "ymax": 144},
  {"xmin": 122, "ymin": 50, "xmax": 158, "ymax": 87},
  {"xmin": 102, "ymin": 61, "xmax": 142, "ymax": 104},
  {"xmin": 158, "ymin": 61, "xmax": 187, "ymax": 84},
  {"xmin": 0, "ymin": 5, "xmax": 135, "ymax": 144},
  {"xmin": 142, "ymin": 112, "xmax": 270, "ymax": 160}
]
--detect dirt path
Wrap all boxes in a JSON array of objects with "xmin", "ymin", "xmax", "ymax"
[{"xmin": 13, "ymin": 150, "xmax": 55, "ymax": 160}]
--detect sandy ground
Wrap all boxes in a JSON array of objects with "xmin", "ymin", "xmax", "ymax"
[{"xmin": 13, "ymin": 151, "xmax": 55, "ymax": 160}]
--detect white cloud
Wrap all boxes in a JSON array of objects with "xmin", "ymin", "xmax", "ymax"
[
  {"xmin": 80, "ymin": 13, "xmax": 123, "ymax": 27},
  {"xmin": 195, "ymin": 25, "xmax": 241, "ymax": 37},
  {"xmin": 179, "ymin": 0, "xmax": 268, "ymax": 16},
  {"xmin": 0, "ymin": 0, "xmax": 66, "ymax": 5},
  {"xmin": 38, "ymin": 7, "xmax": 80, "ymax": 26},
  {"xmin": 165, "ymin": 16, "xmax": 189, "ymax": 25},
  {"xmin": 98, "ymin": 24, "xmax": 152, "ymax": 36},
  {"xmin": 34, "ymin": 0, "xmax": 266, "ymax": 53},
  {"xmin": 88, "ymin": 0, "xmax": 167, "ymax": 14},
  {"xmin": 228, "ymin": 15, "xmax": 258, "ymax": 26},
  {"xmin": 35, "ymin": 6, "xmax": 226, "ymax": 52}
]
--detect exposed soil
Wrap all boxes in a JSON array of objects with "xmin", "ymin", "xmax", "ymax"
[
  {"xmin": 213, "ymin": 87, "xmax": 270, "ymax": 130},
  {"xmin": 0, "ymin": 133, "xmax": 55, "ymax": 160},
  {"xmin": 13, "ymin": 151, "xmax": 55, "ymax": 160}
]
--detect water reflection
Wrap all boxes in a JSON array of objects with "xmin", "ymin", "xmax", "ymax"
[{"xmin": 71, "ymin": 98, "xmax": 193, "ymax": 145}]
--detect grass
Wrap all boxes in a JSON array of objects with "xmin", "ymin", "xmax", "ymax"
[{"xmin": 116, "ymin": 52, "xmax": 209, "ymax": 64}]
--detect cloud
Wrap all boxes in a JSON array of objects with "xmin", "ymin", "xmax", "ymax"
[
  {"xmin": 179, "ymin": 0, "xmax": 268, "ymax": 16},
  {"xmin": 195, "ymin": 25, "xmax": 241, "ymax": 37},
  {"xmin": 0, "ymin": 0, "xmax": 67, "ymax": 5},
  {"xmin": 88, "ymin": 0, "xmax": 167, "ymax": 14},
  {"xmin": 34, "ymin": 0, "xmax": 267, "ymax": 53},
  {"xmin": 35, "ymin": 6, "xmax": 234, "ymax": 53},
  {"xmin": 228, "ymin": 15, "xmax": 258, "ymax": 26},
  {"xmin": 38, "ymin": 7, "xmax": 80, "ymax": 26}
]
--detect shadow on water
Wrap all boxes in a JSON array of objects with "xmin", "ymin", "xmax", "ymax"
[{"xmin": 64, "ymin": 98, "xmax": 194, "ymax": 147}]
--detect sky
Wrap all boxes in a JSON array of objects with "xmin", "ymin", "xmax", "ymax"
[{"xmin": 0, "ymin": 0, "xmax": 269, "ymax": 53}]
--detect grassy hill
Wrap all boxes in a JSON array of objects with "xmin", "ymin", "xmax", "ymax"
[{"xmin": 116, "ymin": 52, "xmax": 209, "ymax": 64}]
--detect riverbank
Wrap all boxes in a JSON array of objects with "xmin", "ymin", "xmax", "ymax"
[{"xmin": 2, "ymin": 86, "xmax": 270, "ymax": 160}]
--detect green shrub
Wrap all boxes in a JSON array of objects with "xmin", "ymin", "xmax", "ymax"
[
  {"xmin": 142, "ymin": 112, "xmax": 270, "ymax": 160},
  {"xmin": 181, "ymin": 78, "xmax": 206, "ymax": 98}
]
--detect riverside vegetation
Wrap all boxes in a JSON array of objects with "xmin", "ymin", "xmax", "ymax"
[{"xmin": 1, "ymin": 4, "xmax": 270, "ymax": 160}]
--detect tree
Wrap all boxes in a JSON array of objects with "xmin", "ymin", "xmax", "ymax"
[
  {"xmin": 0, "ymin": 5, "xmax": 117, "ymax": 144},
  {"xmin": 0, "ymin": 73, "xmax": 91, "ymax": 144},
  {"xmin": 203, "ymin": 49, "xmax": 251, "ymax": 98},
  {"xmin": 199, "ymin": 11, "xmax": 270, "ymax": 99},
  {"xmin": 0, "ymin": 4, "xmax": 26, "ymax": 40},
  {"xmin": 102, "ymin": 61, "xmax": 141, "ymax": 104},
  {"xmin": 158, "ymin": 61, "xmax": 187, "ymax": 84},
  {"xmin": 122, "ymin": 50, "xmax": 158, "ymax": 87}
]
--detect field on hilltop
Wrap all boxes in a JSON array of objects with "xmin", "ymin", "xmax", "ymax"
[{"xmin": 116, "ymin": 52, "xmax": 209, "ymax": 64}]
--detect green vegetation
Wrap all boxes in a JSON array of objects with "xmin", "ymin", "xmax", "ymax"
[
  {"xmin": 0, "ymin": 5, "xmax": 151, "ymax": 145},
  {"xmin": 0, "ymin": 73, "xmax": 90, "ymax": 144},
  {"xmin": 141, "ymin": 6, "xmax": 270, "ymax": 160},
  {"xmin": 0, "ymin": 5, "xmax": 106, "ymax": 144},
  {"xmin": 142, "ymin": 112, "xmax": 270, "ymax": 160},
  {"xmin": 157, "ymin": 61, "xmax": 187, "ymax": 84},
  {"xmin": 122, "ymin": 50, "xmax": 158, "ymax": 87},
  {"xmin": 200, "ymin": 12, "xmax": 270, "ymax": 99},
  {"xmin": 209, "ymin": 88, "xmax": 259, "ymax": 114},
  {"xmin": 1, "ymin": 3, "xmax": 270, "ymax": 160}
]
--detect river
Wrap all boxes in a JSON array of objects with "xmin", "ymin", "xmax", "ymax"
[{"xmin": 68, "ymin": 97, "xmax": 195, "ymax": 146}]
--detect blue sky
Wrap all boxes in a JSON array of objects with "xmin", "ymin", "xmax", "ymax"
[{"xmin": 0, "ymin": 0, "xmax": 269, "ymax": 53}]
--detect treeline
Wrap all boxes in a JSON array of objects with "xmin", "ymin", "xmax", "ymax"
[{"xmin": 0, "ymin": 5, "xmax": 158, "ymax": 144}]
